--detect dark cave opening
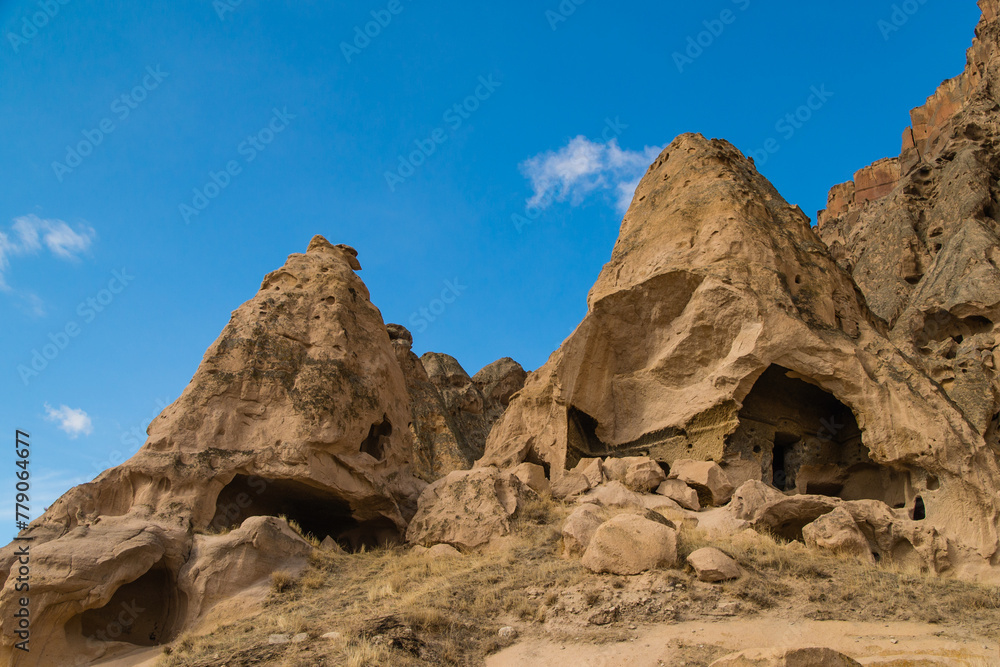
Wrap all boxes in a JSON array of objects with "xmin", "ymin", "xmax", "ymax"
[
  {"xmin": 210, "ymin": 474, "xmax": 401, "ymax": 551},
  {"xmin": 725, "ymin": 366, "xmax": 909, "ymax": 506},
  {"xmin": 361, "ymin": 415, "xmax": 393, "ymax": 460},
  {"xmin": 566, "ymin": 406, "xmax": 606, "ymax": 469},
  {"xmin": 74, "ymin": 561, "xmax": 183, "ymax": 647},
  {"xmin": 912, "ymin": 496, "xmax": 926, "ymax": 521}
]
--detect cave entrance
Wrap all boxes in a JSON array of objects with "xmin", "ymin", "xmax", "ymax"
[
  {"xmin": 725, "ymin": 366, "xmax": 905, "ymax": 505},
  {"xmin": 566, "ymin": 406, "xmax": 606, "ymax": 470},
  {"xmin": 75, "ymin": 561, "xmax": 183, "ymax": 647},
  {"xmin": 361, "ymin": 415, "xmax": 392, "ymax": 460},
  {"xmin": 210, "ymin": 474, "xmax": 401, "ymax": 552}
]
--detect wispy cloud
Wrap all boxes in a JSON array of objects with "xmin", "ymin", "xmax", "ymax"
[
  {"xmin": 520, "ymin": 137, "xmax": 663, "ymax": 214},
  {"xmin": 0, "ymin": 469, "xmax": 83, "ymax": 531},
  {"xmin": 44, "ymin": 404, "xmax": 93, "ymax": 439},
  {"xmin": 0, "ymin": 215, "xmax": 96, "ymax": 291}
]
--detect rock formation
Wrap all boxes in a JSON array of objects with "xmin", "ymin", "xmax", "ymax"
[
  {"xmin": 818, "ymin": 0, "xmax": 1000, "ymax": 460},
  {"xmin": 0, "ymin": 237, "xmax": 516, "ymax": 665},
  {"xmin": 479, "ymin": 3, "xmax": 1000, "ymax": 575},
  {"xmin": 389, "ymin": 324, "xmax": 525, "ymax": 481}
]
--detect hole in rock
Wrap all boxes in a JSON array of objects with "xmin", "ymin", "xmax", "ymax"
[
  {"xmin": 912, "ymin": 496, "xmax": 926, "ymax": 521},
  {"xmin": 566, "ymin": 406, "xmax": 606, "ymax": 469},
  {"xmin": 210, "ymin": 475, "xmax": 401, "ymax": 551},
  {"xmin": 926, "ymin": 475, "xmax": 940, "ymax": 491},
  {"xmin": 361, "ymin": 416, "xmax": 392, "ymax": 460},
  {"xmin": 74, "ymin": 561, "xmax": 184, "ymax": 647},
  {"xmin": 725, "ymin": 365, "xmax": 907, "ymax": 506}
]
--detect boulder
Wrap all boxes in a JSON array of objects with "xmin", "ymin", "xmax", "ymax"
[
  {"xmin": 751, "ymin": 495, "xmax": 840, "ymax": 542},
  {"xmin": 686, "ymin": 547, "xmax": 741, "ymax": 582},
  {"xmin": 405, "ymin": 468, "xmax": 531, "ymax": 549},
  {"xmin": 578, "ymin": 481, "xmax": 645, "ymax": 508},
  {"xmin": 425, "ymin": 544, "xmax": 463, "ymax": 559},
  {"xmin": 729, "ymin": 480, "xmax": 786, "ymax": 521},
  {"xmin": 656, "ymin": 479, "xmax": 701, "ymax": 511},
  {"xmin": 669, "ymin": 460, "xmax": 735, "ymax": 507},
  {"xmin": 551, "ymin": 472, "xmax": 591, "ymax": 499},
  {"xmin": 802, "ymin": 507, "xmax": 874, "ymax": 562},
  {"xmin": 603, "ymin": 457, "xmax": 667, "ymax": 492},
  {"xmin": 572, "ymin": 458, "xmax": 605, "ymax": 487},
  {"xmin": 581, "ymin": 514, "xmax": 678, "ymax": 575},
  {"xmin": 511, "ymin": 462, "xmax": 550, "ymax": 494},
  {"xmin": 561, "ymin": 504, "xmax": 606, "ymax": 556},
  {"xmin": 709, "ymin": 646, "xmax": 862, "ymax": 666}
]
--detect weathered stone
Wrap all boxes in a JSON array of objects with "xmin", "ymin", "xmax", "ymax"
[
  {"xmin": 709, "ymin": 646, "xmax": 862, "ymax": 666},
  {"xmin": 669, "ymin": 460, "xmax": 735, "ymax": 507},
  {"xmin": 511, "ymin": 462, "xmax": 550, "ymax": 494},
  {"xmin": 405, "ymin": 467, "xmax": 531, "ymax": 549},
  {"xmin": 603, "ymin": 456, "xmax": 667, "ymax": 492},
  {"xmin": 728, "ymin": 480, "xmax": 786, "ymax": 521},
  {"xmin": 802, "ymin": 507, "xmax": 874, "ymax": 562},
  {"xmin": 579, "ymin": 481, "xmax": 645, "ymax": 508},
  {"xmin": 656, "ymin": 479, "xmax": 701, "ymax": 511},
  {"xmin": 561, "ymin": 504, "xmax": 607, "ymax": 556},
  {"xmin": 572, "ymin": 458, "xmax": 605, "ymax": 487},
  {"xmin": 550, "ymin": 472, "xmax": 591, "ymax": 499},
  {"xmin": 581, "ymin": 514, "xmax": 678, "ymax": 575},
  {"xmin": 686, "ymin": 547, "xmax": 741, "ymax": 582}
]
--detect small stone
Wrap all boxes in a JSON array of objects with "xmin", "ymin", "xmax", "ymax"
[
  {"xmin": 498, "ymin": 626, "xmax": 518, "ymax": 639},
  {"xmin": 268, "ymin": 634, "xmax": 291, "ymax": 645},
  {"xmin": 291, "ymin": 633, "xmax": 308, "ymax": 643},
  {"xmin": 321, "ymin": 631, "xmax": 343, "ymax": 641}
]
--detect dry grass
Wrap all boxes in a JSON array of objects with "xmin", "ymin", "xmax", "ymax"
[{"xmin": 159, "ymin": 499, "xmax": 1000, "ymax": 666}]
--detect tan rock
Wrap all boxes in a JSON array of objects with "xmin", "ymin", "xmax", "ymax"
[
  {"xmin": 751, "ymin": 495, "xmax": 840, "ymax": 542},
  {"xmin": 802, "ymin": 507, "xmax": 874, "ymax": 562},
  {"xmin": 405, "ymin": 467, "xmax": 530, "ymax": 549},
  {"xmin": 728, "ymin": 480, "xmax": 786, "ymax": 521},
  {"xmin": 656, "ymin": 479, "xmax": 701, "ymax": 511},
  {"xmin": 709, "ymin": 646, "xmax": 862, "ymax": 666},
  {"xmin": 425, "ymin": 544, "xmax": 463, "ymax": 559},
  {"xmin": 603, "ymin": 456, "xmax": 667, "ymax": 492},
  {"xmin": 550, "ymin": 472, "xmax": 591, "ymax": 499},
  {"xmin": 572, "ymin": 458, "xmax": 605, "ymax": 487},
  {"xmin": 581, "ymin": 514, "xmax": 678, "ymax": 575},
  {"xmin": 669, "ymin": 460, "xmax": 735, "ymax": 507},
  {"xmin": 686, "ymin": 547, "xmax": 741, "ymax": 582},
  {"xmin": 578, "ymin": 481, "xmax": 644, "ymax": 508},
  {"xmin": 511, "ymin": 462, "xmax": 550, "ymax": 494},
  {"xmin": 561, "ymin": 504, "xmax": 606, "ymax": 556}
]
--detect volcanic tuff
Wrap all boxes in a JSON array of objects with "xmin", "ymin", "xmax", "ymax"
[{"xmin": 4, "ymin": 2, "xmax": 1000, "ymax": 664}]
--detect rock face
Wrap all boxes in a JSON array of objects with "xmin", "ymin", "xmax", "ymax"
[
  {"xmin": 0, "ymin": 237, "xmax": 516, "ymax": 665},
  {"xmin": 480, "ymin": 80, "xmax": 1000, "ymax": 573},
  {"xmin": 388, "ymin": 327, "xmax": 526, "ymax": 482},
  {"xmin": 802, "ymin": 506, "xmax": 875, "ymax": 562},
  {"xmin": 818, "ymin": 1, "xmax": 1000, "ymax": 457}
]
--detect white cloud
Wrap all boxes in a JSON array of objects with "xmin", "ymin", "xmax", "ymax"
[
  {"xmin": 44, "ymin": 404, "xmax": 93, "ymax": 439},
  {"xmin": 0, "ymin": 215, "xmax": 95, "ymax": 291},
  {"xmin": 520, "ymin": 137, "xmax": 663, "ymax": 214}
]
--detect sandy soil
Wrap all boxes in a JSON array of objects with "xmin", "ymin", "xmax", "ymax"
[{"xmin": 487, "ymin": 616, "xmax": 1000, "ymax": 666}]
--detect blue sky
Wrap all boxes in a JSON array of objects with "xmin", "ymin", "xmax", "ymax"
[{"xmin": 0, "ymin": 0, "xmax": 982, "ymax": 531}]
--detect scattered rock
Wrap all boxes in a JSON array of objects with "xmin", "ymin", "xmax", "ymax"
[
  {"xmin": 802, "ymin": 507, "xmax": 874, "ymax": 562},
  {"xmin": 686, "ymin": 547, "xmax": 741, "ymax": 582},
  {"xmin": 551, "ymin": 472, "xmax": 591, "ymax": 499},
  {"xmin": 579, "ymin": 481, "xmax": 645, "ymax": 508},
  {"xmin": 709, "ymin": 646, "xmax": 862, "ymax": 666},
  {"xmin": 291, "ymin": 633, "xmax": 308, "ymax": 643},
  {"xmin": 320, "ymin": 631, "xmax": 343, "ymax": 641},
  {"xmin": 497, "ymin": 626, "xmax": 518, "ymax": 640},
  {"xmin": 581, "ymin": 514, "xmax": 678, "ymax": 575},
  {"xmin": 268, "ymin": 634, "xmax": 291, "ymax": 645},
  {"xmin": 511, "ymin": 462, "xmax": 550, "ymax": 495},
  {"xmin": 728, "ymin": 480, "xmax": 786, "ymax": 521},
  {"xmin": 587, "ymin": 606, "xmax": 620, "ymax": 626},
  {"xmin": 425, "ymin": 543, "xmax": 463, "ymax": 559},
  {"xmin": 669, "ymin": 460, "xmax": 735, "ymax": 507},
  {"xmin": 572, "ymin": 458, "xmax": 605, "ymax": 487},
  {"xmin": 561, "ymin": 504, "xmax": 606, "ymax": 556},
  {"xmin": 656, "ymin": 479, "xmax": 701, "ymax": 511},
  {"xmin": 603, "ymin": 456, "xmax": 667, "ymax": 492},
  {"xmin": 405, "ymin": 467, "xmax": 531, "ymax": 549}
]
